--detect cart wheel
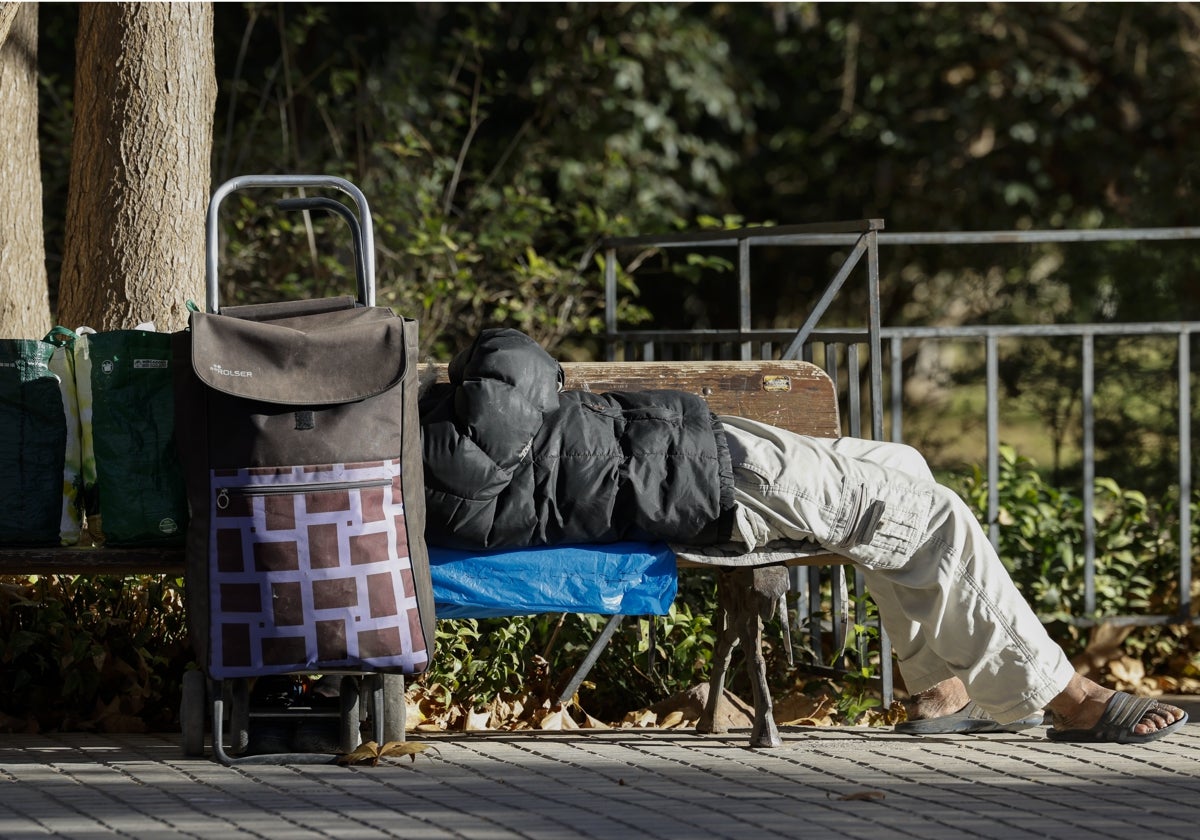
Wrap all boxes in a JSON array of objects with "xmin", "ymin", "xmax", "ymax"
[
  {"xmin": 180, "ymin": 670, "xmax": 207, "ymax": 757},
  {"xmin": 339, "ymin": 676, "xmax": 361, "ymax": 753},
  {"xmin": 228, "ymin": 678, "xmax": 251, "ymax": 756},
  {"xmin": 381, "ymin": 674, "xmax": 406, "ymax": 743}
]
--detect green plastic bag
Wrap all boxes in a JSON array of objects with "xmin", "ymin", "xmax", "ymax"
[
  {"xmin": 0, "ymin": 328, "xmax": 84, "ymax": 545},
  {"xmin": 75, "ymin": 327, "xmax": 187, "ymax": 545}
]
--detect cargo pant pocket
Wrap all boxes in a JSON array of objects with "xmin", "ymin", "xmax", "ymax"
[{"xmin": 831, "ymin": 478, "xmax": 935, "ymax": 570}]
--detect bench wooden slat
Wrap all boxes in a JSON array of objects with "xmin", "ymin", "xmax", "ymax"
[
  {"xmin": 0, "ymin": 546, "xmax": 185, "ymax": 576},
  {"xmin": 559, "ymin": 361, "xmax": 840, "ymax": 439}
]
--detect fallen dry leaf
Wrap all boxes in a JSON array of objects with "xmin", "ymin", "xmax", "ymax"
[
  {"xmin": 538, "ymin": 707, "xmax": 580, "ymax": 731},
  {"xmin": 405, "ymin": 698, "xmax": 426, "ymax": 728},
  {"xmin": 1071, "ymin": 622, "xmax": 1133, "ymax": 679},
  {"xmin": 535, "ymin": 709, "xmax": 561, "ymax": 730},
  {"xmin": 464, "ymin": 709, "xmax": 491, "ymax": 731},
  {"xmin": 622, "ymin": 708, "xmax": 658, "ymax": 728},
  {"xmin": 835, "ymin": 790, "xmax": 886, "ymax": 802},
  {"xmin": 1109, "ymin": 656, "xmax": 1147, "ymax": 690},
  {"xmin": 876, "ymin": 699, "xmax": 908, "ymax": 727},
  {"xmin": 658, "ymin": 710, "xmax": 685, "ymax": 729},
  {"xmin": 580, "ymin": 711, "xmax": 610, "ymax": 729},
  {"xmin": 1156, "ymin": 675, "xmax": 1200, "ymax": 694},
  {"xmin": 336, "ymin": 740, "xmax": 437, "ymax": 767},
  {"xmin": 775, "ymin": 692, "xmax": 837, "ymax": 727}
]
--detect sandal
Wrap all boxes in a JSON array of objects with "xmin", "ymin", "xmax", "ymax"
[
  {"xmin": 895, "ymin": 701, "xmax": 1044, "ymax": 735},
  {"xmin": 1047, "ymin": 691, "xmax": 1188, "ymax": 744}
]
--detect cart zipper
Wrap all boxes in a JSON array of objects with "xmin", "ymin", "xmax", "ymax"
[{"xmin": 216, "ymin": 478, "xmax": 389, "ymax": 511}]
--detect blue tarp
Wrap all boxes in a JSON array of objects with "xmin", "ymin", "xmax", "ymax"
[{"xmin": 428, "ymin": 541, "xmax": 678, "ymax": 618}]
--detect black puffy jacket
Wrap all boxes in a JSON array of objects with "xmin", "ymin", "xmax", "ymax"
[{"xmin": 419, "ymin": 328, "xmax": 735, "ymax": 549}]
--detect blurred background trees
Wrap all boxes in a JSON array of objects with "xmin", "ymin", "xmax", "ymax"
[
  {"xmin": 4, "ymin": 1, "xmax": 1192, "ymax": 488},
  {"xmin": 22, "ymin": 2, "xmax": 1200, "ymax": 354}
]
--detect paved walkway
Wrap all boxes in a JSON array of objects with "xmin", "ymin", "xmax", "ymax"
[{"xmin": 2, "ymin": 706, "xmax": 1199, "ymax": 840}]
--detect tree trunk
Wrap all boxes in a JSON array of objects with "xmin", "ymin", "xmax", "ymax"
[
  {"xmin": 0, "ymin": 2, "xmax": 52, "ymax": 339},
  {"xmin": 57, "ymin": 2, "xmax": 215, "ymax": 333}
]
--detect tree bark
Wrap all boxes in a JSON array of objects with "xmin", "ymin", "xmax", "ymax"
[
  {"xmin": 0, "ymin": 2, "xmax": 52, "ymax": 339},
  {"xmin": 57, "ymin": 2, "xmax": 215, "ymax": 333},
  {"xmin": 0, "ymin": 3, "xmax": 20, "ymax": 45}
]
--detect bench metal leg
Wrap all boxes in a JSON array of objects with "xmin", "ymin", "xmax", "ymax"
[{"xmin": 557, "ymin": 614, "xmax": 626, "ymax": 706}]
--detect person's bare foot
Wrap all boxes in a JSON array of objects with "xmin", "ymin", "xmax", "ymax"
[
  {"xmin": 1045, "ymin": 673, "xmax": 1185, "ymax": 737},
  {"xmin": 906, "ymin": 677, "xmax": 971, "ymax": 720}
]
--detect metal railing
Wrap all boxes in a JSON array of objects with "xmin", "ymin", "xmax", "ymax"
[
  {"xmin": 880, "ymin": 320, "xmax": 1196, "ymax": 628},
  {"xmin": 602, "ymin": 221, "xmax": 891, "ymax": 690},
  {"xmin": 600, "ymin": 224, "xmax": 1200, "ymax": 636},
  {"xmin": 602, "ymin": 219, "xmax": 887, "ymax": 442}
]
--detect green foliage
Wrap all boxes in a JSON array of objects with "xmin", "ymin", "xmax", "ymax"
[
  {"xmin": 832, "ymin": 664, "xmax": 884, "ymax": 723},
  {"xmin": 209, "ymin": 3, "xmax": 763, "ymax": 357},
  {"xmin": 423, "ymin": 587, "xmax": 720, "ymax": 721},
  {"xmin": 30, "ymin": 3, "xmax": 1200, "ymax": 354},
  {"xmin": 429, "ymin": 616, "xmax": 534, "ymax": 704},
  {"xmin": 591, "ymin": 597, "xmax": 720, "ymax": 714},
  {"xmin": 0, "ymin": 575, "xmax": 190, "ymax": 733},
  {"xmin": 734, "ymin": 3, "xmax": 1200, "ymax": 242},
  {"xmin": 954, "ymin": 445, "xmax": 1178, "ymax": 631},
  {"xmin": 778, "ymin": 582, "xmax": 885, "ymax": 724},
  {"xmin": 831, "ymin": 611, "xmax": 885, "ymax": 722}
]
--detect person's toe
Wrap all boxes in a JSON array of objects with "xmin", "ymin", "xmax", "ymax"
[{"xmin": 1135, "ymin": 702, "xmax": 1184, "ymax": 734}]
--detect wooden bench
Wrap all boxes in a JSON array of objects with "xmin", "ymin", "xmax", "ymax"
[{"xmin": 0, "ymin": 358, "xmax": 883, "ymax": 747}]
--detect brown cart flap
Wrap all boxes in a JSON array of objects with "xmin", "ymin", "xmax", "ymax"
[{"xmin": 189, "ymin": 308, "xmax": 409, "ymax": 405}]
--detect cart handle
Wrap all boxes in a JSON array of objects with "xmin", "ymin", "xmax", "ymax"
[
  {"xmin": 276, "ymin": 197, "xmax": 369, "ymax": 306},
  {"xmin": 206, "ymin": 175, "xmax": 375, "ymax": 313}
]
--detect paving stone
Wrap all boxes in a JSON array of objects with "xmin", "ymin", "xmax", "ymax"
[{"xmin": 2, "ymin": 725, "xmax": 1199, "ymax": 839}]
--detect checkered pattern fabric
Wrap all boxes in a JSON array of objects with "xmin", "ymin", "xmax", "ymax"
[{"xmin": 207, "ymin": 459, "xmax": 428, "ymax": 678}]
